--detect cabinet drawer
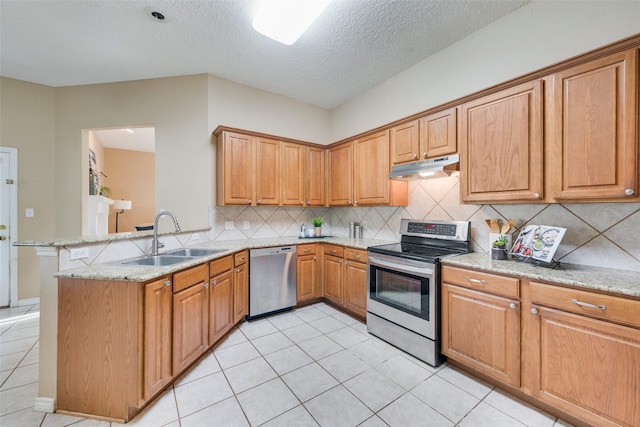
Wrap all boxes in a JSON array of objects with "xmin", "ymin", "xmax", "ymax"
[
  {"xmin": 210, "ymin": 256, "xmax": 233, "ymax": 277},
  {"xmin": 298, "ymin": 244, "xmax": 317, "ymax": 256},
  {"xmin": 173, "ymin": 264, "xmax": 208, "ymax": 293},
  {"xmin": 345, "ymin": 248, "xmax": 367, "ymax": 263},
  {"xmin": 442, "ymin": 266, "xmax": 519, "ymax": 299},
  {"xmin": 234, "ymin": 251, "xmax": 248, "ymax": 266},
  {"xmin": 324, "ymin": 244, "xmax": 344, "ymax": 257},
  {"xmin": 530, "ymin": 281, "xmax": 640, "ymax": 328}
]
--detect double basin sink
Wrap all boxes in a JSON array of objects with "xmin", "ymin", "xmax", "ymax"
[{"xmin": 117, "ymin": 248, "xmax": 227, "ymax": 267}]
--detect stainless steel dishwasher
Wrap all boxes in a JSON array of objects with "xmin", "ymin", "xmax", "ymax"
[{"xmin": 248, "ymin": 246, "xmax": 297, "ymax": 320}]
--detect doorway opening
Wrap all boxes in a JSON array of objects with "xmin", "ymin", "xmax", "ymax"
[
  {"xmin": 83, "ymin": 127, "xmax": 156, "ymax": 235},
  {"xmin": 0, "ymin": 147, "xmax": 18, "ymax": 307}
]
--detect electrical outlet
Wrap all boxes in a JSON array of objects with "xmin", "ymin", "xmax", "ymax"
[
  {"xmin": 25, "ymin": 208, "xmax": 34, "ymax": 218},
  {"xmin": 224, "ymin": 221, "xmax": 235, "ymax": 230},
  {"xmin": 191, "ymin": 233, "xmax": 200, "ymax": 241},
  {"xmin": 362, "ymin": 221, "xmax": 368, "ymax": 229},
  {"xmin": 243, "ymin": 221, "xmax": 250, "ymax": 230},
  {"xmin": 70, "ymin": 247, "xmax": 89, "ymax": 260}
]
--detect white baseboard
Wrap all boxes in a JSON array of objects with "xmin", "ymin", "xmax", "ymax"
[
  {"xmin": 18, "ymin": 297, "xmax": 40, "ymax": 306},
  {"xmin": 34, "ymin": 397, "xmax": 56, "ymax": 413}
]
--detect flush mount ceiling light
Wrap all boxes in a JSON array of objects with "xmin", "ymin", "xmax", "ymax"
[{"xmin": 252, "ymin": 0, "xmax": 332, "ymax": 45}]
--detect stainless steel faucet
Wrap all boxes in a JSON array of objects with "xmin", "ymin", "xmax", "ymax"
[{"xmin": 151, "ymin": 210, "xmax": 181, "ymax": 256}]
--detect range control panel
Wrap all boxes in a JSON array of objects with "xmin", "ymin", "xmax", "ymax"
[
  {"xmin": 407, "ymin": 222, "xmax": 457, "ymax": 236},
  {"xmin": 401, "ymin": 219, "xmax": 470, "ymax": 241}
]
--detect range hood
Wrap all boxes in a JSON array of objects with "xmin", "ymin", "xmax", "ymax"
[{"xmin": 389, "ymin": 154, "xmax": 460, "ymax": 180}]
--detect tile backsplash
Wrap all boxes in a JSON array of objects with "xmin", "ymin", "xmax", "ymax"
[{"xmin": 209, "ymin": 174, "xmax": 640, "ymax": 272}]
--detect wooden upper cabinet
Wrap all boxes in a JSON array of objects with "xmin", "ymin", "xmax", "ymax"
[
  {"xmin": 328, "ymin": 141, "xmax": 354, "ymax": 206},
  {"xmin": 282, "ymin": 142, "xmax": 305, "ymax": 206},
  {"xmin": 390, "ymin": 120, "xmax": 420, "ymax": 165},
  {"xmin": 548, "ymin": 49, "xmax": 638, "ymax": 201},
  {"xmin": 218, "ymin": 131, "xmax": 254, "ymax": 205},
  {"xmin": 255, "ymin": 137, "xmax": 281, "ymax": 206},
  {"xmin": 306, "ymin": 146, "xmax": 326, "ymax": 206},
  {"xmin": 419, "ymin": 107, "xmax": 457, "ymax": 158},
  {"xmin": 460, "ymin": 80, "xmax": 544, "ymax": 203},
  {"xmin": 354, "ymin": 130, "xmax": 390, "ymax": 205}
]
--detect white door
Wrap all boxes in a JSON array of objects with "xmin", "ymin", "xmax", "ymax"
[{"xmin": 0, "ymin": 148, "xmax": 17, "ymax": 307}]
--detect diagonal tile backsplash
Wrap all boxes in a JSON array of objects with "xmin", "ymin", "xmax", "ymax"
[{"xmin": 209, "ymin": 175, "xmax": 640, "ymax": 272}]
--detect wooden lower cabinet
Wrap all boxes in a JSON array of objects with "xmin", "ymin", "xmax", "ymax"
[
  {"xmin": 209, "ymin": 268, "xmax": 234, "ymax": 344},
  {"xmin": 143, "ymin": 277, "xmax": 173, "ymax": 400},
  {"xmin": 172, "ymin": 269, "xmax": 209, "ymax": 374},
  {"xmin": 526, "ymin": 305, "xmax": 640, "ymax": 427},
  {"xmin": 344, "ymin": 259, "xmax": 367, "ymax": 318},
  {"xmin": 323, "ymin": 254, "xmax": 343, "ymax": 306},
  {"xmin": 443, "ymin": 265, "xmax": 640, "ymax": 426},
  {"xmin": 441, "ymin": 283, "xmax": 520, "ymax": 387},
  {"xmin": 233, "ymin": 251, "xmax": 249, "ymax": 323},
  {"xmin": 297, "ymin": 244, "xmax": 322, "ymax": 303}
]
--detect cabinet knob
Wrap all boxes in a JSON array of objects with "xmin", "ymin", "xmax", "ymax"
[
  {"xmin": 300, "ymin": 201, "xmax": 304, "ymax": 205},
  {"xmin": 164, "ymin": 280, "xmax": 171, "ymax": 287},
  {"xmin": 412, "ymin": 153, "xmax": 418, "ymax": 159},
  {"xmin": 354, "ymin": 200, "xmax": 358, "ymax": 205},
  {"xmin": 509, "ymin": 303, "xmax": 517, "ymax": 309},
  {"xmin": 533, "ymin": 193, "xmax": 541, "ymax": 199},
  {"xmin": 257, "ymin": 200, "xmax": 262, "ymax": 205},
  {"xmin": 422, "ymin": 152, "xmax": 428, "ymax": 158},
  {"xmin": 531, "ymin": 307, "xmax": 538, "ymax": 315},
  {"xmin": 624, "ymin": 188, "xmax": 634, "ymax": 196},
  {"xmin": 338, "ymin": 259, "xmax": 342, "ymax": 264},
  {"xmin": 307, "ymin": 200, "xmax": 311, "ymax": 204},
  {"xmin": 204, "ymin": 283, "xmax": 209, "ymax": 289},
  {"xmin": 348, "ymin": 200, "xmax": 352, "ymax": 205},
  {"xmin": 235, "ymin": 268, "xmax": 240, "ymax": 273},
  {"xmin": 313, "ymin": 256, "xmax": 316, "ymax": 260},
  {"xmin": 247, "ymin": 199, "xmax": 252, "ymax": 204},
  {"xmin": 212, "ymin": 279, "xmax": 217, "ymax": 285}
]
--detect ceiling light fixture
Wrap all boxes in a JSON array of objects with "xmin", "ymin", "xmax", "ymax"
[{"xmin": 252, "ymin": 0, "xmax": 332, "ymax": 45}]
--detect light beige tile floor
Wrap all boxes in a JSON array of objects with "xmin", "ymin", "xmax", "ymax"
[{"xmin": 0, "ymin": 302, "xmax": 574, "ymax": 427}]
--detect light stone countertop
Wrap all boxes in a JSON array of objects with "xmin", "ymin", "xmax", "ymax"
[
  {"xmin": 14, "ymin": 226, "xmax": 211, "ymax": 247},
  {"xmin": 54, "ymin": 236, "xmax": 393, "ymax": 282},
  {"xmin": 442, "ymin": 252, "xmax": 640, "ymax": 299}
]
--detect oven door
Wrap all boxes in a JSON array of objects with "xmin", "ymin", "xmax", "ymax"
[{"xmin": 367, "ymin": 252, "xmax": 436, "ymax": 339}]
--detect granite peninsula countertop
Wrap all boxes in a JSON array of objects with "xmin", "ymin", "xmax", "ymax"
[
  {"xmin": 54, "ymin": 236, "xmax": 393, "ymax": 282},
  {"xmin": 442, "ymin": 252, "xmax": 640, "ymax": 299}
]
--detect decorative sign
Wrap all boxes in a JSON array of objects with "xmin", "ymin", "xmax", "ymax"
[{"xmin": 510, "ymin": 225, "xmax": 567, "ymax": 264}]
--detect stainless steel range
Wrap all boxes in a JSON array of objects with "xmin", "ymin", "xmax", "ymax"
[{"xmin": 367, "ymin": 219, "xmax": 471, "ymax": 366}]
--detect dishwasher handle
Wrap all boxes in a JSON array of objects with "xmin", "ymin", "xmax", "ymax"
[{"xmin": 250, "ymin": 246, "xmax": 297, "ymax": 258}]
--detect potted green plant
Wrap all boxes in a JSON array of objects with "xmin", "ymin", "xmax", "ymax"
[
  {"xmin": 491, "ymin": 235, "xmax": 509, "ymax": 260},
  {"xmin": 311, "ymin": 216, "xmax": 324, "ymax": 237}
]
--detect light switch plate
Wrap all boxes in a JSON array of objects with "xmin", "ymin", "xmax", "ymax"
[
  {"xmin": 25, "ymin": 208, "xmax": 34, "ymax": 218},
  {"xmin": 224, "ymin": 221, "xmax": 235, "ymax": 230},
  {"xmin": 70, "ymin": 247, "xmax": 89, "ymax": 260},
  {"xmin": 243, "ymin": 221, "xmax": 250, "ymax": 230}
]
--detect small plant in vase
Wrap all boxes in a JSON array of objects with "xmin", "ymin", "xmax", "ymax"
[
  {"xmin": 311, "ymin": 216, "xmax": 324, "ymax": 237},
  {"xmin": 491, "ymin": 235, "xmax": 509, "ymax": 260}
]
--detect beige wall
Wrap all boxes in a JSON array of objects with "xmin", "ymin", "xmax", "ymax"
[
  {"xmin": 104, "ymin": 148, "xmax": 155, "ymax": 233},
  {"xmin": 0, "ymin": 77, "xmax": 55, "ymax": 301},
  {"xmin": 330, "ymin": 1, "xmax": 640, "ymax": 140}
]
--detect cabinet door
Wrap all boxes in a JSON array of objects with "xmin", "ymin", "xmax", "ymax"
[
  {"xmin": 297, "ymin": 253, "xmax": 318, "ymax": 303},
  {"xmin": 460, "ymin": 81, "xmax": 544, "ymax": 203},
  {"xmin": 219, "ymin": 131, "xmax": 254, "ymax": 205},
  {"xmin": 173, "ymin": 282, "xmax": 209, "ymax": 373},
  {"xmin": 390, "ymin": 120, "xmax": 420, "ymax": 165},
  {"xmin": 282, "ymin": 142, "xmax": 305, "ymax": 206},
  {"xmin": 419, "ymin": 107, "xmax": 457, "ymax": 158},
  {"xmin": 255, "ymin": 137, "xmax": 281, "ymax": 206},
  {"xmin": 354, "ymin": 130, "xmax": 390, "ymax": 206},
  {"xmin": 323, "ymin": 255, "xmax": 343, "ymax": 306},
  {"xmin": 344, "ymin": 260, "xmax": 367, "ymax": 318},
  {"xmin": 328, "ymin": 142, "xmax": 353, "ymax": 206},
  {"xmin": 306, "ymin": 146, "xmax": 326, "ymax": 206},
  {"xmin": 441, "ymin": 283, "xmax": 520, "ymax": 387},
  {"xmin": 233, "ymin": 263, "xmax": 248, "ymax": 323},
  {"xmin": 550, "ymin": 49, "xmax": 638, "ymax": 200},
  {"xmin": 529, "ymin": 306, "xmax": 640, "ymax": 427},
  {"xmin": 209, "ymin": 269, "xmax": 234, "ymax": 345},
  {"xmin": 144, "ymin": 277, "xmax": 173, "ymax": 400}
]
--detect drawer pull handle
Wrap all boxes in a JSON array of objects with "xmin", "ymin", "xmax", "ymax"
[
  {"xmin": 466, "ymin": 277, "xmax": 486, "ymax": 285},
  {"xmin": 353, "ymin": 253, "xmax": 361, "ymax": 259},
  {"xmin": 571, "ymin": 299, "xmax": 606, "ymax": 311}
]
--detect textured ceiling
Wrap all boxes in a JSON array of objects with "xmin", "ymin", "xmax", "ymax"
[{"xmin": 0, "ymin": 0, "xmax": 529, "ymax": 109}]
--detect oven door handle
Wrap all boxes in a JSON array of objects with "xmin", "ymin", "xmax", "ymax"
[{"xmin": 368, "ymin": 256, "xmax": 433, "ymax": 277}]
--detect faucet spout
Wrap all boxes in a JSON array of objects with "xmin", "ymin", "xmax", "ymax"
[{"xmin": 151, "ymin": 210, "xmax": 181, "ymax": 256}]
